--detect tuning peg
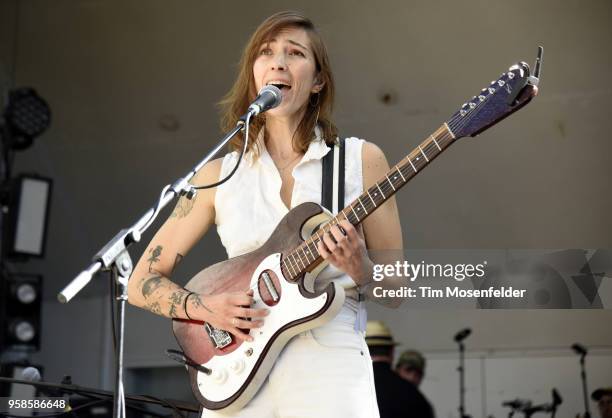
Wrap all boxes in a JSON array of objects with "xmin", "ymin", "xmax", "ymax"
[
  {"xmin": 497, "ymin": 80, "xmax": 505, "ymax": 87},
  {"xmin": 507, "ymin": 72, "xmax": 515, "ymax": 79},
  {"xmin": 488, "ymin": 87, "xmax": 495, "ymax": 94},
  {"xmin": 478, "ymin": 95, "xmax": 485, "ymax": 101},
  {"xmin": 528, "ymin": 45, "xmax": 543, "ymax": 86}
]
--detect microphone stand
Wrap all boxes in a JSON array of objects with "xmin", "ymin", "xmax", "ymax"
[
  {"xmin": 57, "ymin": 116, "xmax": 251, "ymax": 418},
  {"xmin": 577, "ymin": 352, "xmax": 590, "ymax": 418},
  {"xmin": 457, "ymin": 340, "xmax": 470, "ymax": 418}
]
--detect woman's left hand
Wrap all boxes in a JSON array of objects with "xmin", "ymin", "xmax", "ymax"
[{"xmin": 317, "ymin": 220, "xmax": 373, "ymax": 287}]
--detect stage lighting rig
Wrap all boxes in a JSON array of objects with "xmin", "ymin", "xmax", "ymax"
[{"xmin": 1, "ymin": 87, "xmax": 51, "ymax": 151}]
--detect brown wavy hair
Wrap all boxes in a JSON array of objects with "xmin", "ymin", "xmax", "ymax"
[{"xmin": 219, "ymin": 11, "xmax": 338, "ymax": 157}]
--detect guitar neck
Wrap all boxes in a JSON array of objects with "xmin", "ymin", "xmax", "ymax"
[
  {"xmin": 282, "ymin": 123, "xmax": 457, "ymax": 280},
  {"xmin": 336, "ymin": 123, "xmax": 456, "ymax": 227}
]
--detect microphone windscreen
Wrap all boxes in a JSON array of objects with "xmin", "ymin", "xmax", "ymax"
[{"xmin": 21, "ymin": 366, "xmax": 41, "ymax": 382}]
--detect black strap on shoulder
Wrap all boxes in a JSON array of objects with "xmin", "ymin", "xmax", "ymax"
[
  {"xmin": 321, "ymin": 143, "xmax": 334, "ymax": 212},
  {"xmin": 338, "ymin": 137, "xmax": 345, "ymax": 210},
  {"xmin": 321, "ymin": 138, "xmax": 345, "ymax": 212}
]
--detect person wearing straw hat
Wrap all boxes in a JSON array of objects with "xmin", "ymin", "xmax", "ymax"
[
  {"xmin": 592, "ymin": 388, "xmax": 612, "ymax": 418},
  {"xmin": 366, "ymin": 320, "xmax": 434, "ymax": 418}
]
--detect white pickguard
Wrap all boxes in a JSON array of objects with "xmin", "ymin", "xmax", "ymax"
[{"xmin": 195, "ymin": 208, "xmax": 345, "ymax": 412}]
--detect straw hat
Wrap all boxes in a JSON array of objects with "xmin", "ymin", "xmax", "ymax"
[
  {"xmin": 592, "ymin": 387, "xmax": 612, "ymax": 401},
  {"xmin": 365, "ymin": 320, "xmax": 399, "ymax": 347}
]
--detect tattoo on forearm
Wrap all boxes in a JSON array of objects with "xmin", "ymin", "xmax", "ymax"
[
  {"xmin": 167, "ymin": 290, "xmax": 187, "ymax": 318},
  {"xmin": 191, "ymin": 294, "xmax": 213, "ymax": 314},
  {"xmin": 141, "ymin": 275, "xmax": 163, "ymax": 299},
  {"xmin": 147, "ymin": 245, "xmax": 163, "ymax": 273},
  {"xmin": 171, "ymin": 194, "xmax": 197, "ymax": 218},
  {"xmin": 147, "ymin": 302, "xmax": 162, "ymax": 315},
  {"xmin": 169, "ymin": 291, "xmax": 185, "ymax": 306}
]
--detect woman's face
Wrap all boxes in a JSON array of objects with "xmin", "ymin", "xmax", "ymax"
[{"xmin": 253, "ymin": 27, "xmax": 321, "ymax": 121}]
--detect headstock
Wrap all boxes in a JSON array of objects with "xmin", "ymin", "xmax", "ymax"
[{"xmin": 447, "ymin": 46, "xmax": 543, "ymax": 139}]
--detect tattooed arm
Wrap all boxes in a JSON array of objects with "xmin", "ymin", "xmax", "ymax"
[{"xmin": 127, "ymin": 158, "xmax": 267, "ymax": 341}]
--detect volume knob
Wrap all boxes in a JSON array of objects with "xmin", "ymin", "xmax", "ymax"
[
  {"xmin": 211, "ymin": 368, "xmax": 228, "ymax": 384},
  {"xmin": 229, "ymin": 359, "xmax": 245, "ymax": 374}
]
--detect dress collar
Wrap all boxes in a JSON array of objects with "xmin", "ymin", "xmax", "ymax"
[{"xmin": 247, "ymin": 125, "xmax": 331, "ymax": 169}]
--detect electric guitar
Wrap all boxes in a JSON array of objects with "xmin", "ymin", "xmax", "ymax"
[{"xmin": 173, "ymin": 48, "xmax": 543, "ymax": 413}]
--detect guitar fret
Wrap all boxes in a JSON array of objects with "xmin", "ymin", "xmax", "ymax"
[
  {"xmin": 431, "ymin": 135, "xmax": 442, "ymax": 151},
  {"xmin": 357, "ymin": 198, "xmax": 368, "ymax": 215},
  {"xmin": 396, "ymin": 165, "xmax": 406, "ymax": 182},
  {"xmin": 349, "ymin": 205, "xmax": 361, "ymax": 222},
  {"xmin": 366, "ymin": 190, "xmax": 377, "ymax": 207},
  {"xmin": 385, "ymin": 174, "xmax": 396, "ymax": 191},
  {"xmin": 444, "ymin": 122, "xmax": 456, "ymax": 139},
  {"xmin": 409, "ymin": 158, "xmax": 418, "ymax": 173},
  {"xmin": 291, "ymin": 253, "xmax": 303, "ymax": 273},
  {"xmin": 285, "ymin": 258, "xmax": 297, "ymax": 278},
  {"xmin": 302, "ymin": 244, "xmax": 311, "ymax": 261},
  {"xmin": 418, "ymin": 145, "xmax": 429, "ymax": 162},
  {"xmin": 376, "ymin": 183, "xmax": 386, "ymax": 199},
  {"xmin": 301, "ymin": 246, "xmax": 311, "ymax": 262},
  {"xmin": 296, "ymin": 253, "xmax": 306, "ymax": 270}
]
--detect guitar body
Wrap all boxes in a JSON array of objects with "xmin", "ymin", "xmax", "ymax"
[{"xmin": 172, "ymin": 202, "xmax": 346, "ymax": 412}]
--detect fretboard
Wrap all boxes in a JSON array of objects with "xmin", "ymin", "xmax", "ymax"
[{"xmin": 281, "ymin": 123, "xmax": 457, "ymax": 280}]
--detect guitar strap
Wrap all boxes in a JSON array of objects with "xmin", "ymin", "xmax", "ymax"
[
  {"xmin": 321, "ymin": 137, "xmax": 345, "ymax": 213},
  {"xmin": 321, "ymin": 138, "xmax": 367, "ymax": 333}
]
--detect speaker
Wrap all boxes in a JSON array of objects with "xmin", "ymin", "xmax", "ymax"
[{"xmin": 0, "ymin": 273, "xmax": 42, "ymax": 352}]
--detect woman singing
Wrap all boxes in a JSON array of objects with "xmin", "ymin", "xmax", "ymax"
[{"xmin": 127, "ymin": 11, "xmax": 402, "ymax": 418}]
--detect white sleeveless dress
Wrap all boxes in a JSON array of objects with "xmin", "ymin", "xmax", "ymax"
[{"xmin": 202, "ymin": 130, "xmax": 379, "ymax": 418}]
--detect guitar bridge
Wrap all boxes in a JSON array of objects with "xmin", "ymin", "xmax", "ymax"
[{"xmin": 204, "ymin": 323, "xmax": 233, "ymax": 349}]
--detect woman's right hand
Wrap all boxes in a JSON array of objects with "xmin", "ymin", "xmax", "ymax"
[{"xmin": 186, "ymin": 289, "xmax": 269, "ymax": 342}]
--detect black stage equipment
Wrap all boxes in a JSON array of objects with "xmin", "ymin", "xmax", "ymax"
[
  {"xmin": 0, "ymin": 273, "xmax": 42, "ymax": 352},
  {"xmin": 455, "ymin": 328, "xmax": 472, "ymax": 418},
  {"xmin": 2, "ymin": 174, "xmax": 52, "ymax": 259},
  {"xmin": 1, "ymin": 87, "xmax": 51, "ymax": 151},
  {"xmin": 572, "ymin": 343, "xmax": 591, "ymax": 418}
]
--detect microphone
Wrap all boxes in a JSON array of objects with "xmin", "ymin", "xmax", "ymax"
[
  {"xmin": 22, "ymin": 366, "xmax": 42, "ymax": 382},
  {"xmin": 247, "ymin": 85, "xmax": 282, "ymax": 116},
  {"xmin": 454, "ymin": 328, "xmax": 472, "ymax": 343},
  {"xmin": 572, "ymin": 343, "xmax": 588, "ymax": 356},
  {"xmin": 21, "ymin": 367, "xmax": 64, "ymax": 397}
]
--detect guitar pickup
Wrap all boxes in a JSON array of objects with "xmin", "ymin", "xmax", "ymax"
[{"xmin": 506, "ymin": 46, "xmax": 543, "ymax": 106}]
